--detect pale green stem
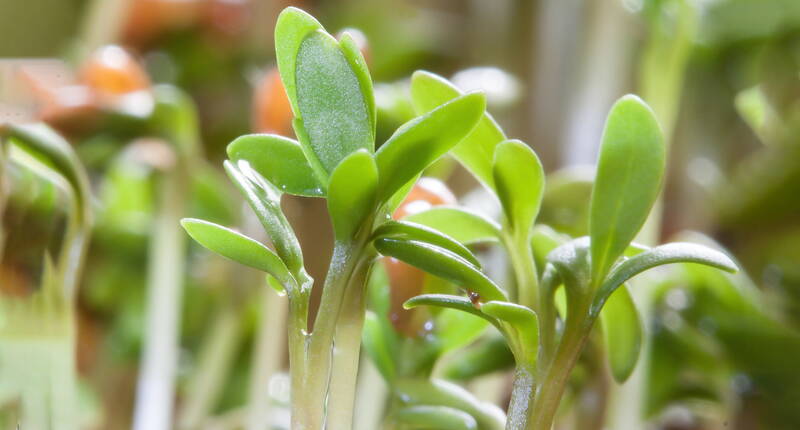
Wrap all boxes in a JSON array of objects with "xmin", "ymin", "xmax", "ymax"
[
  {"xmin": 506, "ymin": 363, "xmax": 537, "ymax": 430},
  {"xmin": 324, "ymin": 257, "xmax": 372, "ymax": 430},
  {"xmin": 529, "ymin": 300, "xmax": 593, "ymax": 430},
  {"xmin": 246, "ymin": 288, "xmax": 288, "ymax": 430},
  {"xmin": 133, "ymin": 169, "xmax": 188, "ymax": 430},
  {"xmin": 505, "ymin": 230, "xmax": 539, "ymax": 312},
  {"xmin": 179, "ymin": 302, "xmax": 242, "ymax": 430}
]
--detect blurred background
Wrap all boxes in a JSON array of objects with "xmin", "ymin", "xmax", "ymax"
[{"xmin": 0, "ymin": 0, "xmax": 799, "ymax": 429}]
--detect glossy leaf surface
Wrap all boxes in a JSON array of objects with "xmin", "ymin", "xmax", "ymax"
[
  {"xmin": 590, "ymin": 95, "xmax": 665, "ymax": 284},
  {"xmin": 375, "ymin": 93, "xmax": 485, "ymax": 202},
  {"xmin": 493, "ymin": 139, "xmax": 544, "ymax": 233},
  {"xmin": 224, "ymin": 160, "xmax": 305, "ymax": 277},
  {"xmin": 599, "ymin": 284, "xmax": 642, "ymax": 383},
  {"xmin": 376, "ymin": 239, "xmax": 505, "ymax": 301},
  {"xmin": 373, "ymin": 220, "xmax": 481, "ymax": 267},
  {"xmin": 181, "ymin": 219, "xmax": 290, "ymax": 282},
  {"xmin": 404, "ymin": 206, "xmax": 501, "ymax": 245},
  {"xmin": 404, "ymin": 294, "xmax": 500, "ymax": 329},
  {"xmin": 593, "ymin": 242, "xmax": 737, "ymax": 314},
  {"xmin": 227, "ymin": 134, "xmax": 324, "ymax": 197},
  {"xmin": 327, "ymin": 150, "xmax": 377, "ymax": 241},
  {"xmin": 410, "ymin": 71, "xmax": 506, "ymax": 189}
]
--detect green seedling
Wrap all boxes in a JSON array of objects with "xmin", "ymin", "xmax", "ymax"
[
  {"xmin": 182, "ymin": 7, "xmax": 487, "ymax": 429},
  {"xmin": 181, "ymin": 7, "xmax": 739, "ymax": 430}
]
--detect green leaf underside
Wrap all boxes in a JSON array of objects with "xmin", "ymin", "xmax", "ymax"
[
  {"xmin": 410, "ymin": 71, "xmax": 506, "ymax": 190},
  {"xmin": 181, "ymin": 218, "xmax": 290, "ymax": 282},
  {"xmin": 227, "ymin": 134, "xmax": 324, "ymax": 197},
  {"xmin": 224, "ymin": 160, "xmax": 305, "ymax": 275},
  {"xmin": 375, "ymin": 93, "xmax": 486, "ymax": 202},
  {"xmin": 600, "ymin": 284, "xmax": 642, "ymax": 383},
  {"xmin": 590, "ymin": 95, "xmax": 665, "ymax": 284},
  {"xmin": 593, "ymin": 242, "xmax": 737, "ymax": 314},
  {"xmin": 404, "ymin": 294, "xmax": 499, "ymax": 328},
  {"xmin": 328, "ymin": 150, "xmax": 378, "ymax": 241},
  {"xmin": 274, "ymin": 7, "xmax": 323, "ymax": 116},
  {"xmin": 404, "ymin": 206, "xmax": 501, "ymax": 245},
  {"xmin": 376, "ymin": 238, "xmax": 505, "ymax": 301},
  {"xmin": 296, "ymin": 31, "xmax": 373, "ymax": 173},
  {"xmin": 373, "ymin": 220, "xmax": 481, "ymax": 267},
  {"xmin": 493, "ymin": 139, "xmax": 544, "ymax": 233},
  {"xmin": 394, "ymin": 379, "xmax": 506, "ymax": 429},
  {"xmin": 394, "ymin": 406, "xmax": 478, "ymax": 430}
]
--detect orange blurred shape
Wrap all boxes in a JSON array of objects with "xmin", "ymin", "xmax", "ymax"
[
  {"xmin": 385, "ymin": 177, "xmax": 456, "ymax": 337},
  {"xmin": 202, "ymin": 0, "xmax": 250, "ymax": 38},
  {"xmin": 14, "ymin": 60, "xmax": 100, "ymax": 131},
  {"xmin": 123, "ymin": 0, "xmax": 204, "ymax": 45},
  {"xmin": 252, "ymin": 67, "xmax": 294, "ymax": 136},
  {"xmin": 80, "ymin": 45, "xmax": 151, "ymax": 97}
]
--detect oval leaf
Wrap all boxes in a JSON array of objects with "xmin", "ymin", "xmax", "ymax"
[
  {"xmin": 375, "ymin": 93, "xmax": 486, "ymax": 202},
  {"xmin": 410, "ymin": 71, "xmax": 506, "ymax": 190},
  {"xmin": 375, "ymin": 238, "xmax": 506, "ymax": 301},
  {"xmin": 328, "ymin": 150, "xmax": 378, "ymax": 241},
  {"xmin": 295, "ymin": 30, "xmax": 373, "ymax": 173},
  {"xmin": 181, "ymin": 218, "xmax": 291, "ymax": 283},
  {"xmin": 394, "ymin": 406, "xmax": 478, "ymax": 430},
  {"xmin": 593, "ymin": 242, "xmax": 738, "ymax": 314},
  {"xmin": 590, "ymin": 95, "xmax": 665, "ymax": 284},
  {"xmin": 227, "ymin": 134, "xmax": 324, "ymax": 197},
  {"xmin": 404, "ymin": 206, "xmax": 501, "ymax": 245},
  {"xmin": 493, "ymin": 139, "xmax": 544, "ymax": 234},
  {"xmin": 599, "ymin": 284, "xmax": 642, "ymax": 383},
  {"xmin": 373, "ymin": 220, "xmax": 481, "ymax": 267},
  {"xmin": 481, "ymin": 301, "xmax": 539, "ymax": 362}
]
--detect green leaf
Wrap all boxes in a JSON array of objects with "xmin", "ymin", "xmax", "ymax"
[
  {"xmin": 338, "ymin": 31, "xmax": 376, "ymax": 136},
  {"xmin": 375, "ymin": 239, "xmax": 505, "ymax": 301},
  {"xmin": 224, "ymin": 160, "xmax": 305, "ymax": 278},
  {"xmin": 394, "ymin": 406, "xmax": 478, "ymax": 430},
  {"xmin": 481, "ymin": 301, "xmax": 539, "ymax": 362},
  {"xmin": 589, "ymin": 95, "xmax": 665, "ymax": 284},
  {"xmin": 363, "ymin": 311, "xmax": 397, "ymax": 382},
  {"xmin": 394, "ymin": 379, "xmax": 506, "ymax": 430},
  {"xmin": 274, "ymin": 7, "xmax": 323, "ymax": 116},
  {"xmin": 295, "ymin": 30, "xmax": 373, "ymax": 173},
  {"xmin": 227, "ymin": 134, "xmax": 324, "ymax": 197},
  {"xmin": 599, "ymin": 284, "xmax": 642, "ymax": 383},
  {"xmin": 404, "ymin": 206, "xmax": 501, "ymax": 245},
  {"xmin": 372, "ymin": 220, "xmax": 481, "ymax": 267},
  {"xmin": 442, "ymin": 333, "xmax": 515, "ymax": 380},
  {"xmin": 435, "ymin": 308, "xmax": 490, "ymax": 355},
  {"xmin": 593, "ymin": 242, "xmax": 738, "ymax": 315},
  {"xmin": 4, "ymin": 123, "xmax": 92, "ymax": 225},
  {"xmin": 493, "ymin": 139, "xmax": 544, "ymax": 234},
  {"xmin": 404, "ymin": 294, "xmax": 500, "ymax": 329},
  {"xmin": 327, "ymin": 150, "xmax": 377, "ymax": 241},
  {"xmin": 375, "ymin": 93, "xmax": 486, "ymax": 202},
  {"xmin": 410, "ymin": 71, "xmax": 506, "ymax": 190},
  {"xmin": 181, "ymin": 219, "xmax": 291, "ymax": 283}
]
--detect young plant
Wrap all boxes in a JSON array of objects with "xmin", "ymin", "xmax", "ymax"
[
  {"xmin": 391, "ymin": 78, "xmax": 739, "ymax": 429},
  {"xmin": 181, "ymin": 7, "xmax": 488, "ymax": 429}
]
